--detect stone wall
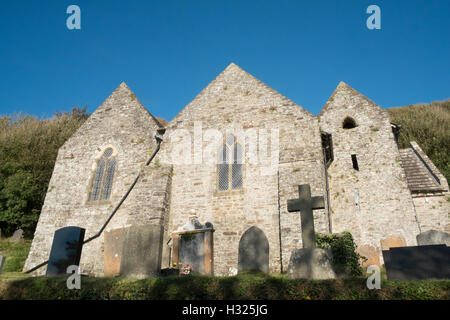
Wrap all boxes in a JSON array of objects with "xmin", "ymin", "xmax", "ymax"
[
  {"xmin": 160, "ymin": 63, "xmax": 327, "ymax": 275},
  {"xmin": 25, "ymin": 64, "xmax": 448, "ymax": 276},
  {"xmin": 318, "ymin": 82, "xmax": 421, "ymax": 264},
  {"xmin": 23, "ymin": 83, "xmax": 166, "ymax": 276}
]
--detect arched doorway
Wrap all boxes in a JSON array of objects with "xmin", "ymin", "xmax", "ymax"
[{"xmin": 238, "ymin": 226, "xmax": 269, "ymax": 273}]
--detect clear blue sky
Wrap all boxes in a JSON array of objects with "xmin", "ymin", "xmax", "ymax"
[{"xmin": 0, "ymin": 0, "xmax": 449, "ymax": 120}]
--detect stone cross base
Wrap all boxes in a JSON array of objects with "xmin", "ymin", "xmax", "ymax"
[{"xmin": 286, "ymin": 248, "xmax": 336, "ymax": 280}]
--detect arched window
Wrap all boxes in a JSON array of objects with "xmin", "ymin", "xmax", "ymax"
[
  {"xmin": 89, "ymin": 147, "xmax": 117, "ymax": 201},
  {"xmin": 342, "ymin": 117, "xmax": 357, "ymax": 129},
  {"xmin": 218, "ymin": 134, "xmax": 243, "ymax": 191}
]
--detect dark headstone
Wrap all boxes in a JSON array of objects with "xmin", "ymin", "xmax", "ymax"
[
  {"xmin": 382, "ymin": 245, "xmax": 450, "ymax": 280},
  {"xmin": 46, "ymin": 226, "xmax": 85, "ymax": 276},
  {"xmin": 287, "ymin": 184, "xmax": 325, "ymax": 249},
  {"xmin": 417, "ymin": 230, "xmax": 450, "ymax": 246},
  {"xmin": 178, "ymin": 232, "xmax": 207, "ymax": 274},
  {"xmin": 11, "ymin": 229, "xmax": 24, "ymax": 241},
  {"xmin": 0, "ymin": 254, "xmax": 6, "ymax": 274},
  {"xmin": 287, "ymin": 248, "xmax": 336, "ymax": 279},
  {"xmin": 120, "ymin": 224, "xmax": 164, "ymax": 278},
  {"xmin": 238, "ymin": 226, "xmax": 269, "ymax": 273}
]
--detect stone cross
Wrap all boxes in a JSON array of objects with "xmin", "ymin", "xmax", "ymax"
[{"xmin": 287, "ymin": 184, "xmax": 325, "ymax": 249}]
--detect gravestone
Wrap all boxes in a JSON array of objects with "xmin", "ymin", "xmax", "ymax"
[
  {"xmin": 172, "ymin": 211, "xmax": 214, "ymax": 275},
  {"xmin": 120, "ymin": 224, "xmax": 165, "ymax": 278},
  {"xmin": 238, "ymin": 226, "xmax": 269, "ymax": 273},
  {"xmin": 417, "ymin": 230, "xmax": 450, "ymax": 246},
  {"xmin": 0, "ymin": 254, "xmax": 5, "ymax": 274},
  {"xmin": 46, "ymin": 226, "xmax": 85, "ymax": 276},
  {"xmin": 380, "ymin": 235, "xmax": 406, "ymax": 251},
  {"xmin": 11, "ymin": 229, "xmax": 24, "ymax": 241},
  {"xmin": 286, "ymin": 184, "xmax": 336, "ymax": 279},
  {"xmin": 382, "ymin": 245, "xmax": 450, "ymax": 280},
  {"xmin": 104, "ymin": 228, "xmax": 127, "ymax": 277}
]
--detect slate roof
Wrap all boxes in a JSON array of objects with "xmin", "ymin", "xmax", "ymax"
[{"xmin": 399, "ymin": 147, "xmax": 445, "ymax": 193}]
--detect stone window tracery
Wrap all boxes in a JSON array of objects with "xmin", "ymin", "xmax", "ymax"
[
  {"xmin": 218, "ymin": 134, "xmax": 243, "ymax": 191},
  {"xmin": 89, "ymin": 147, "xmax": 117, "ymax": 201}
]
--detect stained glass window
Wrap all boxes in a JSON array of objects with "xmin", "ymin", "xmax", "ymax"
[
  {"xmin": 218, "ymin": 135, "xmax": 243, "ymax": 191},
  {"xmin": 89, "ymin": 148, "xmax": 116, "ymax": 201}
]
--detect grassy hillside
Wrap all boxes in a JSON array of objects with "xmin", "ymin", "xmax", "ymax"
[
  {"xmin": 387, "ymin": 100, "xmax": 450, "ymax": 182},
  {"xmin": 0, "ymin": 108, "xmax": 89, "ymax": 237}
]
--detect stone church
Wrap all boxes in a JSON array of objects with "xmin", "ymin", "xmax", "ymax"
[{"xmin": 24, "ymin": 63, "xmax": 449, "ymax": 276}]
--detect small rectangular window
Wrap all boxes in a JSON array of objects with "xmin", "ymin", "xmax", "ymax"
[{"xmin": 351, "ymin": 154, "xmax": 359, "ymax": 171}]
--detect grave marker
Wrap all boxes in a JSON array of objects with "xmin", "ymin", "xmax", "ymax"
[
  {"xmin": 46, "ymin": 226, "xmax": 85, "ymax": 276},
  {"xmin": 286, "ymin": 184, "xmax": 335, "ymax": 279}
]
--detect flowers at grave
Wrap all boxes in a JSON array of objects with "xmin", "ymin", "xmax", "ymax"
[{"xmin": 180, "ymin": 264, "xmax": 192, "ymax": 275}]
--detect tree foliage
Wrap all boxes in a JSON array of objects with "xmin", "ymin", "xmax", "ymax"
[{"xmin": 0, "ymin": 107, "xmax": 89, "ymax": 238}]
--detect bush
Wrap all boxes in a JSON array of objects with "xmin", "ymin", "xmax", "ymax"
[{"xmin": 316, "ymin": 231, "xmax": 364, "ymax": 277}]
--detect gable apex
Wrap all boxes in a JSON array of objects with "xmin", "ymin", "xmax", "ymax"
[
  {"xmin": 169, "ymin": 63, "xmax": 314, "ymax": 125},
  {"xmin": 318, "ymin": 81, "xmax": 384, "ymax": 117}
]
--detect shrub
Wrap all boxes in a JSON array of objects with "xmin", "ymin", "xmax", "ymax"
[{"xmin": 316, "ymin": 231, "xmax": 364, "ymax": 277}]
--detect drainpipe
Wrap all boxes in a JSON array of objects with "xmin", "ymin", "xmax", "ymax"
[
  {"xmin": 25, "ymin": 128, "xmax": 166, "ymax": 274},
  {"xmin": 323, "ymin": 148, "xmax": 332, "ymax": 233}
]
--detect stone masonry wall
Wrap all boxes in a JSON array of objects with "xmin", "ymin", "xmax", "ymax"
[
  {"xmin": 318, "ymin": 82, "xmax": 421, "ymax": 264},
  {"xmin": 24, "ymin": 83, "xmax": 165, "ymax": 276},
  {"xmin": 160, "ymin": 63, "xmax": 327, "ymax": 275}
]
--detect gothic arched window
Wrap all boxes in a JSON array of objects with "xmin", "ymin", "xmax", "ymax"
[
  {"xmin": 89, "ymin": 147, "xmax": 117, "ymax": 201},
  {"xmin": 218, "ymin": 134, "xmax": 243, "ymax": 191}
]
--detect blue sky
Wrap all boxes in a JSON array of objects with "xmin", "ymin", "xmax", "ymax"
[{"xmin": 0, "ymin": 0, "xmax": 449, "ymax": 120}]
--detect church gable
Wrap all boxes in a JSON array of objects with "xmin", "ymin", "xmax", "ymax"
[
  {"xmin": 62, "ymin": 82, "xmax": 163, "ymax": 151},
  {"xmin": 318, "ymin": 82, "xmax": 389, "ymax": 130},
  {"xmin": 23, "ymin": 83, "xmax": 165, "ymax": 275},
  {"xmin": 169, "ymin": 63, "xmax": 315, "ymax": 129},
  {"xmin": 165, "ymin": 63, "xmax": 322, "ymax": 164}
]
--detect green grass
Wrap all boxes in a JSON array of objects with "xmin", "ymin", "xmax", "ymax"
[
  {"xmin": 0, "ymin": 272, "xmax": 448, "ymax": 300},
  {"xmin": 0, "ymin": 238, "xmax": 448, "ymax": 300},
  {"xmin": 387, "ymin": 100, "xmax": 450, "ymax": 182},
  {"xmin": 0, "ymin": 238, "xmax": 32, "ymax": 273}
]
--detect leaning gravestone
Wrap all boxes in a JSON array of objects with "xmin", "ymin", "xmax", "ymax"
[
  {"xmin": 11, "ymin": 229, "xmax": 23, "ymax": 241},
  {"xmin": 0, "ymin": 254, "xmax": 6, "ymax": 274},
  {"xmin": 417, "ymin": 230, "xmax": 450, "ymax": 246},
  {"xmin": 46, "ymin": 226, "xmax": 85, "ymax": 276},
  {"xmin": 285, "ymin": 184, "xmax": 336, "ymax": 279},
  {"xmin": 382, "ymin": 245, "xmax": 450, "ymax": 280}
]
